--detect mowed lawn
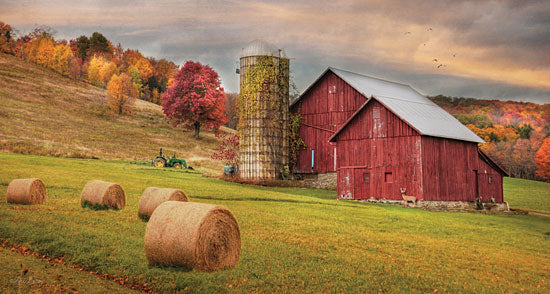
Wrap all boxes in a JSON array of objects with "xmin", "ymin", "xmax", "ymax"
[{"xmin": 0, "ymin": 153, "xmax": 548, "ymax": 293}]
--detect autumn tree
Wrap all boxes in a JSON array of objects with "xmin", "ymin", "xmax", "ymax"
[
  {"xmin": 162, "ymin": 61, "xmax": 227, "ymax": 139},
  {"xmin": 30, "ymin": 36, "xmax": 55, "ymax": 68},
  {"xmin": 152, "ymin": 88, "xmax": 160, "ymax": 104},
  {"xmin": 87, "ymin": 55, "xmax": 105, "ymax": 86},
  {"xmin": 0, "ymin": 21, "xmax": 14, "ymax": 54},
  {"xmin": 134, "ymin": 57, "xmax": 154, "ymax": 82},
  {"xmin": 69, "ymin": 56, "xmax": 83, "ymax": 81},
  {"xmin": 99, "ymin": 60, "xmax": 119, "ymax": 86},
  {"xmin": 127, "ymin": 65, "xmax": 143, "ymax": 97},
  {"xmin": 112, "ymin": 43, "xmax": 124, "ymax": 66},
  {"xmin": 106, "ymin": 73, "xmax": 136, "ymax": 115},
  {"xmin": 535, "ymin": 138, "xmax": 550, "ymax": 182},
  {"xmin": 224, "ymin": 93, "xmax": 238, "ymax": 129},
  {"xmin": 52, "ymin": 43, "xmax": 73, "ymax": 76},
  {"xmin": 154, "ymin": 59, "xmax": 178, "ymax": 91}
]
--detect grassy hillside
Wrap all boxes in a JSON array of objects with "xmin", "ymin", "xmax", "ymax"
[
  {"xmin": 0, "ymin": 153, "xmax": 548, "ymax": 293},
  {"xmin": 0, "ymin": 53, "xmax": 226, "ymax": 172}
]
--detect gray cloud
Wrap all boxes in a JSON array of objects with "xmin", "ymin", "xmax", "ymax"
[{"xmin": 0, "ymin": 0, "xmax": 548, "ymax": 103}]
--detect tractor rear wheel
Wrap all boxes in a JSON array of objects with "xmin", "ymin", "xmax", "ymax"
[
  {"xmin": 154, "ymin": 158, "xmax": 166, "ymax": 168},
  {"xmin": 173, "ymin": 163, "xmax": 182, "ymax": 169}
]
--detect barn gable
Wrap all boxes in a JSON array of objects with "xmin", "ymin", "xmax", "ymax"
[
  {"xmin": 329, "ymin": 98, "xmax": 419, "ymax": 143},
  {"xmin": 291, "ymin": 70, "xmax": 367, "ymax": 173}
]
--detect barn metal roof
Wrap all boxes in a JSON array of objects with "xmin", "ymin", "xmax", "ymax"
[
  {"xmin": 301, "ymin": 67, "xmax": 484, "ymax": 143},
  {"xmin": 240, "ymin": 39, "xmax": 287, "ymax": 58}
]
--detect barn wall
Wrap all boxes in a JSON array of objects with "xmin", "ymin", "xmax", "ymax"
[
  {"xmin": 293, "ymin": 71, "xmax": 366, "ymax": 173},
  {"xmin": 421, "ymin": 137, "xmax": 481, "ymax": 202},
  {"xmin": 335, "ymin": 100, "xmax": 423, "ymax": 200},
  {"xmin": 477, "ymin": 156, "xmax": 504, "ymax": 203}
]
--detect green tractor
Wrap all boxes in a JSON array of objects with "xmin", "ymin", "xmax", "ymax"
[{"xmin": 153, "ymin": 148, "xmax": 189, "ymax": 169}]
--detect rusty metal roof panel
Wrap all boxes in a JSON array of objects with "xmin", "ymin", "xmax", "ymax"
[{"xmin": 330, "ymin": 67, "xmax": 484, "ymax": 143}]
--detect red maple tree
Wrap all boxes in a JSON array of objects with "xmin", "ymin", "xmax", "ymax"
[{"xmin": 161, "ymin": 61, "xmax": 227, "ymax": 138}]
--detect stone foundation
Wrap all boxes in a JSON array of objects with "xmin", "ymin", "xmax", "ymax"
[
  {"xmin": 299, "ymin": 172, "xmax": 337, "ymax": 189},
  {"xmin": 359, "ymin": 198, "xmax": 510, "ymax": 212}
]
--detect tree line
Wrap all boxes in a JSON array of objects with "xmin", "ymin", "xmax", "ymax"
[
  {"xmin": 0, "ymin": 22, "xmax": 177, "ymax": 107},
  {"xmin": 430, "ymin": 95, "xmax": 550, "ymax": 182}
]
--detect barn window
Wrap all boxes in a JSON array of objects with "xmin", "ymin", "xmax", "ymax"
[
  {"xmin": 363, "ymin": 173, "xmax": 370, "ymax": 183},
  {"xmin": 311, "ymin": 149, "xmax": 315, "ymax": 169},
  {"xmin": 489, "ymin": 176, "xmax": 493, "ymax": 184},
  {"xmin": 328, "ymin": 85, "xmax": 336, "ymax": 94},
  {"xmin": 384, "ymin": 172, "xmax": 393, "ymax": 183}
]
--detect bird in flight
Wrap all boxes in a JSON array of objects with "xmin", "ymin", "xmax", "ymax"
[
  {"xmin": 432, "ymin": 58, "xmax": 438, "ymax": 62},
  {"xmin": 437, "ymin": 64, "xmax": 446, "ymax": 69},
  {"xmin": 453, "ymin": 54, "xmax": 456, "ymax": 57},
  {"xmin": 427, "ymin": 27, "xmax": 433, "ymax": 31},
  {"xmin": 404, "ymin": 31, "xmax": 411, "ymax": 35}
]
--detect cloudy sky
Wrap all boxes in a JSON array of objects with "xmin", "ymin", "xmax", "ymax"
[{"xmin": 2, "ymin": 0, "xmax": 549, "ymax": 103}]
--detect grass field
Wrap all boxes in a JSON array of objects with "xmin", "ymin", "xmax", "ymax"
[
  {"xmin": 0, "ymin": 53, "xmax": 227, "ymax": 172},
  {"xmin": 504, "ymin": 177, "xmax": 550, "ymax": 214},
  {"xmin": 0, "ymin": 152, "xmax": 548, "ymax": 293}
]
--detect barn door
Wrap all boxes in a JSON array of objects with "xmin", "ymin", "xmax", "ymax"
[
  {"xmin": 338, "ymin": 168, "xmax": 354, "ymax": 199},
  {"xmin": 477, "ymin": 172, "xmax": 488, "ymax": 202},
  {"xmin": 354, "ymin": 168, "xmax": 371, "ymax": 199}
]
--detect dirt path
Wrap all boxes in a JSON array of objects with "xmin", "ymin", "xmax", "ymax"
[{"xmin": 528, "ymin": 211, "xmax": 550, "ymax": 218}]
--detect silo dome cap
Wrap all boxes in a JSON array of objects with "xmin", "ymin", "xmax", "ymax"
[{"xmin": 240, "ymin": 39, "xmax": 287, "ymax": 58}]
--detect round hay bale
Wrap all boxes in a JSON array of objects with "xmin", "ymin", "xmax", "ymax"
[
  {"xmin": 6, "ymin": 178, "xmax": 46, "ymax": 205},
  {"xmin": 145, "ymin": 201, "xmax": 241, "ymax": 271},
  {"xmin": 80, "ymin": 180, "xmax": 125, "ymax": 210},
  {"xmin": 138, "ymin": 187, "xmax": 188, "ymax": 221}
]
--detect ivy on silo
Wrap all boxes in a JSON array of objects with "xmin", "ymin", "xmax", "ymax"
[{"xmin": 237, "ymin": 56, "xmax": 285, "ymax": 160}]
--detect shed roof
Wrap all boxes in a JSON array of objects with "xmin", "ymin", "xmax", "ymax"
[{"xmin": 298, "ymin": 67, "xmax": 484, "ymax": 144}]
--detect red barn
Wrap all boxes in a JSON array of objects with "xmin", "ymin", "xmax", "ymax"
[{"xmin": 291, "ymin": 68, "xmax": 508, "ymax": 204}]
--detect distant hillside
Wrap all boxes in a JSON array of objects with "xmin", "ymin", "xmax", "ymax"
[
  {"xmin": 0, "ymin": 53, "xmax": 226, "ymax": 172},
  {"xmin": 429, "ymin": 95, "xmax": 549, "ymax": 180}
]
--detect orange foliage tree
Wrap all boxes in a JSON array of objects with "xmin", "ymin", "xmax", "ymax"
[
  {"xmin": 106, "ymin": 73, "xmax": 137, "ymax": 114},
  {"xmin": 535, "ymin": 138, "xmax": 550, "ymax": 182},
  {"xmin": 28, "ymin": 37, "xmax": 55, "ymax": 68},
  {"xmin": 134, "ymin": 57, "xmax": 154, "ymax": 82},
  {"xmin": 99, "ymin": 61, "xmax": 119, "ymax": 86}
]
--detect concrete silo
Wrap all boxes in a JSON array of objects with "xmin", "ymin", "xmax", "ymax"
[{"xmin": 238, "ymin": 40, "xmax": 289, "ymax": 180}]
